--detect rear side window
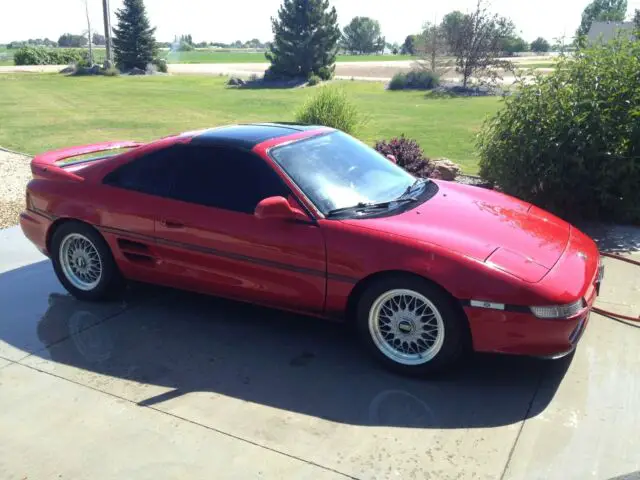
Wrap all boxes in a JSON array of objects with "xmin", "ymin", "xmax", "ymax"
[
  {"xmin": 170, "ymin": 146, "xmax": 289, "ymax": 213},
  {"xmin": 103, "ymin": 146, "xmax": 181, "ymax": 197}
]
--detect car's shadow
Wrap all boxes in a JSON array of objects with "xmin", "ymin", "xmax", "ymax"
[
  {"xmin": 579, "ymin": 222, "xmax": 640, "ymax": 254},
  {"xmin": 1, "ymin": 260, "xmax": 572, "ymax": 429}
]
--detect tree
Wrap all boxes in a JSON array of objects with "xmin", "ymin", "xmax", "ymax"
[
  {"xmin": 342, "ymin": 16, "xmax": 383, "ymax": 54},
  {"xmin": 502, "ymin": 35, "xmax": 529, "ymax": 55},
  {"xmin": 440, "ymin": 11, "xmax": 466, "ymax": 52},
  {"xmin": 634, "ymin": 9, "xmax": 640, "ymax": 29},
  {"xmin": 416, "ymin": 22, "xmax": 454, "ymax": 75},
  {"xmin": 530, "ymin": 37, "xmax": 550, "ymax": 52},
  {"xmin": 401, "ymin": 34, "xmax": 417, "ymax": 55},
  {"xmin": 58, "ymin": 33, "xmax": 87, "ymax": 48},
  {"xmin": 112, "ymin": 0, "xmax": 158, "ymax": 71},
  {"xmin": 92, "ymin": 33, "xmax": 106, "ymax": 46},
  {"xmin": 266, "ymin": 0, "xmax": 341, "ymax": 80},
  {"xmin": 576, "ymin": 0, "xmax": 628, "ymax": 38},
  {"xmin": 448, "ymin": 0, "xmax": 515, "ymax": 87}
]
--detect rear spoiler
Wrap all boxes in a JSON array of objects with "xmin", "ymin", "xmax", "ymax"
[{"xmin": 31, "ymin": 141, "xmax": 142, "ymax": 180}]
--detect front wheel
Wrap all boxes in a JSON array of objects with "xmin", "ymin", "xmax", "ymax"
[
  {"xmin": 50, "ymin": 221, "xmax": 124, "ymax": 301},
  {"xmin": 356, "ymin": 276, "xmax": 467, "ymax": 376}
]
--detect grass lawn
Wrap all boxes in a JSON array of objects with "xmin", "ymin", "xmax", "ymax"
[
  {"xmin": 0, "ymin": 46, "xmax": 414, "ymax": 66},
  {"xmin": 0, "ymin": 74, "xmax": 501, "ymax": 173}
]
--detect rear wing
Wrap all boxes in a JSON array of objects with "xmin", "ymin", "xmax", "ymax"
[{"xmin": 31, "ymin": 141, "xmax": 142, "ymax": 180}]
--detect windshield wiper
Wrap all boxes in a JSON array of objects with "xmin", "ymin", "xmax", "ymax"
[
  {"xmin": 326, "ymin": 197, "xmax": 418, "ymax": 217},
  {"xmin": 399, "ymin": 178, "xmax": 428, "ymax": 199}
]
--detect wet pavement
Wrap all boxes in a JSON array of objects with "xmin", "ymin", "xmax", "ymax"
[{"xmin": 1, "ymin": 224, "xmax": 639, "ymax": 479}]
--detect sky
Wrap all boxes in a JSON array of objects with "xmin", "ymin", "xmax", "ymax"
[{"xmin": 2, "ymin": 0, "xmax": 640, "ymax": 45}]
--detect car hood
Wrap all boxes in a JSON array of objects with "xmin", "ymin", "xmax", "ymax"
[{"xmin": 341, "ymin": 181, "xmax": 571, "ymax": 283}]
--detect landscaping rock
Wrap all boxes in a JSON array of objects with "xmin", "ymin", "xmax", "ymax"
[
  {"xmin": 59, "ymin": 65, "xmax": 76, "ymax": 74},
  {"xmin": 432, "ymin": 158, "xmax": 462, "ymax": 181},
  {"xmin": 0, "ymin": 149, "xmax": 32, "ymax": 228},
  {"xmin": 227, "ymin": 77, "xmax": 246, "ymax": 86},
  {"xmin": 432, "ymin": 83, "xmax": 507, "ymax": 97},
  {"xmin": 129, "ymin": 67, "xmax": 146, "ymax": 75},
  {"xmin": 455, "ymin": 174, "xmax": 495, "ymax": 189}
]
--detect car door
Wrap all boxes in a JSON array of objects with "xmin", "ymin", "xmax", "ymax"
[
  {"xmin": 152, "ymin": 144, "xmax": 327, "ymax": 315},
  {"xmin": 99, "ymin": 146, "xmax": 177, "ymax": 284}
]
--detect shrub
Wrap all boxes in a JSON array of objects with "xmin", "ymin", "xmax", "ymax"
[
  {"xmin": 103, "ymin": 66, "xmax": 121, "ymax": 76},
  {"xmin": 388, "ymin": 72, "xmax": 408, "ymax": 90},
  {"xmin": 388, "ymin": 70, "xmax": 440, "ymax": 90},
  {"xmin": 478, "ymin": 35, "xmax": 640, "ymax": 224},
  {"xmin": 54, "ymin": 49, "xmax": 84, "ymax": 64},
  {"xmin": 295, "ymin": 87, "xmax": 363, "ymax": 135},
  {"xmin": 14, "ymin": 46, "xmax": 51, "ymax": 65},
  {"xmin": 374, "ymin": 136, "xmax": 435, "ymax": 178},
  {"xmin": 152, "ymin": 57, "xmax": 168, "ymax": 73},
  {"xmin": 14, "ymin": 46, "xmax": 84, "ymax": 65},
  {"xmin": 307, "ymin": 74, "xmax": 321, "ymax": 86},
  {"xmin": 406, "ymin": 70, "xmax": 440, "ymax": 89}
]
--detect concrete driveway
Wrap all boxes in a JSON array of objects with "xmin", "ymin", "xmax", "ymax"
[{"xmin": 1, "ymin": 224, "xmax": 639, "ymax": 479}]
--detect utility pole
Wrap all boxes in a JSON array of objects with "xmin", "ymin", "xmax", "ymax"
[
  {"xmin": 102, "ymin": 0, "xmax": 114, "ymax": 66},
  {"xmin": 83, "ymin": 0, "xmax": 93, "ymax": 65}
]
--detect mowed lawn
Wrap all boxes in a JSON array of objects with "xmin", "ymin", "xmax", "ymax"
[
  {"xmin": 0, "ymin": 47, "xmax": 415, "ymax": 66},
  {"xmin": 0, "ymin": 74, "xmax": 501, "ymax": 172}
]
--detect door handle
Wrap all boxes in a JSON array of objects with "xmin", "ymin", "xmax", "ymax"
[{"xmin": 161, "ymin": 219, "xmax": 184, "ymax": 229}]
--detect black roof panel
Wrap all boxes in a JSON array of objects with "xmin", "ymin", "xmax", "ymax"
[{"xmin": 190, "ymin": 123, "xmax": 319, "ymax": 149}]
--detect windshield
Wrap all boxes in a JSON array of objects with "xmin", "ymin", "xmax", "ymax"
[{"xmin": 269, "ymin": 131, "xmax": 416, "ymax": 215}]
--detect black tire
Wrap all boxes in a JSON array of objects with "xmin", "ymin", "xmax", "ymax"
[
  {"xmin": 50, "ymin": 221, "xmax": 124, "ymax": 301},
  {"xmin": 356, "ymin": 275, "xmax": 468, "ymax": 377}
]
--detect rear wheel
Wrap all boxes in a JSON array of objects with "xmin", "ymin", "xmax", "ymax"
[
  {"xmin": 51, "ymin": 222, "xmax": 124, "ymax": 301},
  {"xmin": 356, "ymin": 276, "xmax": 467, "ymax": 376}
]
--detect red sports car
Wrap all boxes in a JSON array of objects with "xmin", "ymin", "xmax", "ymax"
[{"xmin": 20, "ymin": 123, "xmax": 604, "ymax": 376}]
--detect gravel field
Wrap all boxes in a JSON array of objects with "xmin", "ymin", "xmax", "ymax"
[{"xmin": 0, "ymin": 149, "xmax": 31, "ymax": 228}]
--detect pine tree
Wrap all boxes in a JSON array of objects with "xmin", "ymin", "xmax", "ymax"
[
  {"xmin": 266, "ymin": 0, "xmax": 341, "ymax": 80},
  {"xmin": 112, "ymin": 0, "xmax": 157, "ymax": 71}
]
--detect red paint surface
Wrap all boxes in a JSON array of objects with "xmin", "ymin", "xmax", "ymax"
[{"xmin": 20, "ymin": 129, "xmax": 602, "ymax": 357}]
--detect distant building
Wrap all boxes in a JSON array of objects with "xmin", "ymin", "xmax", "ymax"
[{"xmin": 587, "ymin": 21, "xmax": 636, "ymax": 43}]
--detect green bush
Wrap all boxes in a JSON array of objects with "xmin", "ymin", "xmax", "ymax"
[
  {"xmin": 307, "ymin": 74, "xmax": 321, "ymax": 86},
  {"xmin": 152, "ymin": 57, "xmax": 168, "ymax": 73},
  {"xmin": 14, "ymin": 46, "xmax": 84, "ymax": 65},
  {"xmin": 388, "ymin": 70, "xmax": 440, "ymax": 90},
  {"xmin": 478, "ymin": 36, "xmax": 640, "ymax": 224},
  {"xmin": 102, "ymin": 66, "xmax": 121, "ymax": 76},
  {"xmin": 388, "ymin": 72, "xmax": 408, "ymax": 90},
  {"xmin": 295, "ymin": 87, "xmax": 363, "ymax": 135}
]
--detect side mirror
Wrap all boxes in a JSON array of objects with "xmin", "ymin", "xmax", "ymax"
[
  {"xmin": 386, "ymin": 154, "xmax": 397, "ymax": 164},
  {"xmin": 254, "ymin": 196, "xmax": 310, "ymax": 222}
]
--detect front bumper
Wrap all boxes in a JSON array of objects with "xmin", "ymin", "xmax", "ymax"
[{"xmin": 466, "ymin": 256, "xmax": 603, "ymax": 358}]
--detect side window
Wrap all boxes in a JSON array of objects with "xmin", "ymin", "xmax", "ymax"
[
  {"xmin": 170, "ymin": 146, "xmax": 289, "ymax": 213},
  {"xmin": 103, "ymin": 146, "xmax": 180, "ymax": 197}
]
